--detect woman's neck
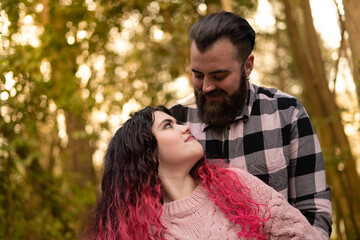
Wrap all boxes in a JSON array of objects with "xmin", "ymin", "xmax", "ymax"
[{"xmin": 161, "ymin": 175, "xmax": 198, "ymax": 203}]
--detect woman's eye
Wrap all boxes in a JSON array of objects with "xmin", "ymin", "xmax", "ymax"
[{"xmin": 164, "ymin": 123, "xmax": 172, "ymax": 129}]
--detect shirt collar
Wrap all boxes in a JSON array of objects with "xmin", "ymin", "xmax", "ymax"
[{"xmin": 234, "ymin": 82, "xmax": 257, "ymax": 122}]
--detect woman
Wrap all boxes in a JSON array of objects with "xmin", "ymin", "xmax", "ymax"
[{"xmin": 90, "ymin": 106, "xmax": 321, "ymax": 240}]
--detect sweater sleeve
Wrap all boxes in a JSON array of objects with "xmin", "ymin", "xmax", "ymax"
[
  {"xmin": 264, "ymin": 192, "xmax": 322, "ymax": 240},
  {"xmin": 229, "ymin": 168, "xmax": 322, "ymax": 240}
]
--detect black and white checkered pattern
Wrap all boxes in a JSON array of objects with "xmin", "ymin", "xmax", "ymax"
[{"xmin": 171, "ymin": 83, "xmax": 332, "ymax": 238}]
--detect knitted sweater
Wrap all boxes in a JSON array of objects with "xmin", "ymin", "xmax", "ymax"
[{"xmin": 161, "ymin": 168, "xmax": 322, "ymax": 240}]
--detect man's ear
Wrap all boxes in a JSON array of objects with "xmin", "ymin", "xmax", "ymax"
[{"xmin": 244, "ymin": 54, "xmax": 254, "ymax": 78}]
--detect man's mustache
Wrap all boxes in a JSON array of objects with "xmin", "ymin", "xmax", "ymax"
[{"xmin": 198, "ymin": 89, "xmax": 228, "ymax": 98}]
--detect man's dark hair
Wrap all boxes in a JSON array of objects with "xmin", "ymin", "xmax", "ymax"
[{"xmin": 189, "ymin": 11, "xmax": 255, "ymax": 62}]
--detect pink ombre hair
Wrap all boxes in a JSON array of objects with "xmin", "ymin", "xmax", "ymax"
[
  {"xmin": 89, "ymin": 106, "xmax": 269, "ymax": 239},
  {"xmin": 194, "ymin": 159, "xmax": 270, "ymax": 239}
]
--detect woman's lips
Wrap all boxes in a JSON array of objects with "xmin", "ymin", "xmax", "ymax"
[{"xmin": 185, "ymin": 135, "xmax": 196, "ymax": 142}]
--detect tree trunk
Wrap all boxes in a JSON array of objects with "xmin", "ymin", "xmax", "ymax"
[
  {"xmin": 283, "ymin": 0, "xmax": 360, "ymax": 238},
  {"xmin": 65, "ymin": 111, "xmax": 96, "ymax": 184},
  {"xmin": 40, "ymin": 0, "xmax": 96, "ymax": 185},
  {"xmin": 342, "ymin": 0, "xmax": 360, "ymax": 106}
]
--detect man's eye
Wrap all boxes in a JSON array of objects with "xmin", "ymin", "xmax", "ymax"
[
  {"xmin": 213, "ymin": 74, "xmax": 226, "ymax": 80},
  {"xmin": 194, "ymin": 74, "xmax": 203, "ymax": 79}
]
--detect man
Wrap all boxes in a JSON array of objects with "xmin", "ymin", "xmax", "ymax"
[{"xmin": 170, "ymin": 11, "xmax": 332, "ymax": 239}]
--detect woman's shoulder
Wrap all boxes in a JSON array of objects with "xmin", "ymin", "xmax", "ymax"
[
  {"xmin": 226, "ymin": 167, "xmax": 282, "ymax": 203},
  {"xmin": 227, "ymin": 167, "xmax": 267, "ymax": 186}
]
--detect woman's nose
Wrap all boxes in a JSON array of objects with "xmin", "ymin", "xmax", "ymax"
[{"xmin": 179, "ymin": 124, "xmax": 190, "ymax": 134}]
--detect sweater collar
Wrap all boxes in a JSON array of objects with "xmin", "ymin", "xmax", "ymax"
[{"xmin": 162, "ymin": 185, "xmax": 207, "ymax": 218}]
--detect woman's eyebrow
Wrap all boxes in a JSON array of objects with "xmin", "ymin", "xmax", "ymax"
[{"xmin": 158, "ymin": 118, "xmax": 173, "ymax": 129}]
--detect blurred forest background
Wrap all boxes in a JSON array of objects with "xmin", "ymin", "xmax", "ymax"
[{"xmin": 1, "ymin": 0, "xmax": 359, "ymax": 239}]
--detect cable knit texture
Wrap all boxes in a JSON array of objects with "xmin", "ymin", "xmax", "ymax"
[{"xmin": 161, "ymin": 168, "xmax": 322, "ymax": 240}]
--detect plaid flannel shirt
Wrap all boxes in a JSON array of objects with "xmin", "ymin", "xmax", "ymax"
[{"xmin": 170, "ymin": 83, "xmax": 332, "ymax": 239}]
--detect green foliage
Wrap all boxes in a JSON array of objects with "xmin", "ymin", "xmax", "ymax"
[
  {"xmin": 0, "ymin": 159, "xmax": 96, "ymax": 239},
  {"xmin": 0, "ymin": 0, "xmax": 260, "ymax": 238}
]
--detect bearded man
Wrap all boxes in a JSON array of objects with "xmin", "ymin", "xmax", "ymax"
[{"xmin": 170, "ymin": 11, "xmax": 332, "ymax": 240}]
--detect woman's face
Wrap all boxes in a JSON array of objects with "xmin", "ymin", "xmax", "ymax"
[{"xmin": 152, "ymin": 111, "xmax": 204, "ymax": 178}]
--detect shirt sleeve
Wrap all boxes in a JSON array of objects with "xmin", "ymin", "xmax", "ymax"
[{"xmin": 287, "ymin": 101, "xmax": 332, "ymax": 239}]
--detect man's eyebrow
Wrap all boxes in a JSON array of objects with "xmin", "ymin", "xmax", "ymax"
[
  {"xmin": 191, "ymin": 68, "xmax": 202, "ymax": 74},
  {"xmin": 209, "ymin": 70, "xmax": 229, "ymax": 74},
  {"xmin": 191, "ymin": 68, "xmax": 229, "ymax": 74}
]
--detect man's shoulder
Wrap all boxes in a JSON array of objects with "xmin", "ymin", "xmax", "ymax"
[
  {"xmin": 170, "ymin": 93, "xmax": 198, "ymax": 122},
  {"xmin": 170, "ymin": 93, "xmax": 196, "ymax": 112},
  {"xmin": 251, "ymin": 83, "xmax": 302, "ymax": 110},
  {"xmin": 171, "ymin": 93, "xmax": 196, "ymax": 107},
  {"xmin": 252, "ymin": 83, "xmax": 297, "ymax": 100}
]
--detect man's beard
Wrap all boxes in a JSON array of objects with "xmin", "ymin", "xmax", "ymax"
[{"xmin": 195, "ymin": 70, "xmax": 248, "ymax": 128}]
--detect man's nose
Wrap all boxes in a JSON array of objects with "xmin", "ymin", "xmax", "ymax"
[{"xmin": 202, "ymin": 76, "xmax": 216, "ymax": 93}]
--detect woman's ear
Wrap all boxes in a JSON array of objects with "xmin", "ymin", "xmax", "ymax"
[{"xmin": 244, "ymin": 54, "xmax": 254, "ymax": 78}]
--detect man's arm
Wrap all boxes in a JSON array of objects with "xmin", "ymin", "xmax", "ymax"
[{"xmin": 288, "ymin": 102, "xmax": 332, "ymax": 239}]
